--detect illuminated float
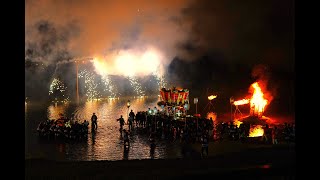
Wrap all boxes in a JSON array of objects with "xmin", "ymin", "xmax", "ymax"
[{"xmin": 158, "ymin": 87, "xmax": 189, "ymax": 120}]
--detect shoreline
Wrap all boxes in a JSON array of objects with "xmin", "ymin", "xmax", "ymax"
[{"xmin": 26, "ymin": 142, "xmax": 295, "ymax": 179}]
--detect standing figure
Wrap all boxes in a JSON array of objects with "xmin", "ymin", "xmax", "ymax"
[
  {"xmin": 117, "ymin": 115, "xmax": 125, "ymax": 132},
  {"xmin": 129, "ymin": 109, "xmax": 135, "ymax": 130},
  {"xmin": 91, "ymin": 113, "xmax": 98, "ymax": 130}
]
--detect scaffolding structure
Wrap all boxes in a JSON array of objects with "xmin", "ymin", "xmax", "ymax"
[{"xmin": 233, "ymin": 105, "xmax": 243, "ymax": 120}]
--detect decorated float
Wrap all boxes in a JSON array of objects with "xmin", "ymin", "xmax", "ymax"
[{"xmin": 158, "ymin": 87, "xmax": 190, "ymax": 120}]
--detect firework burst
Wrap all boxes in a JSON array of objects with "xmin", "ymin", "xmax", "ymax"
[
  {"xmin": 157, "ymin": 74, "xmax": 168, "ymax": 89},
  {"xmin": 79, "ymin": 69, "xmax": 101, "ymax": 101},
  {"xmin": 101, "ymin": 74, "xmax": 118, "ymax": 98},
  {"xmin": 49, "ymin": 78, "xmax": 70, "ymax": 102},
  {"xmin": 127, "ymin": 76, "xmax": 145, "ymax": 97}
]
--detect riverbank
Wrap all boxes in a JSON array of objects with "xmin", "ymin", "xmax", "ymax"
[{"xmin": 25, "ymin": 141, "xmax": 295, "ymax": 179}]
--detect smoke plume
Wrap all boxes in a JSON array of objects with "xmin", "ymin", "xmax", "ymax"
[
  {"xmin": 251, "ymin": 64, "xmax": 274, "ymax": 106},
  {"xmin": 26, "ymin": 0, "xmax": 192, "ymax": 67}
]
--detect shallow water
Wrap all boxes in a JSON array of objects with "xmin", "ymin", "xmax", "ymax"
[
  {"xmin": 25, "ymin": 96, "xmax": 185, "ymax": 161},
  {"xmin": 25, "ymin": 96, "xmax": 295, "ymax": 161}
]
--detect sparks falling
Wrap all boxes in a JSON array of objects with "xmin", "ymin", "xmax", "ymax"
[
  {"xmin": 79, "ymin": 69, "xmax": 101, "ymax": 101},
  {"xmin": 153, "ymin": 73, "xmax": 168, "ymax": 90},
  {"xmin": 49, "ymin": 78, "xmax": 70, "ymax": 103},
  {"xmin": 101, "ymin": 74, "xmax": 118, "ymax": 98},
  {"xmin": 49, "ymin": 78, "xmax": 66, "ymax": 95},
  {"xmin": 127, "ymin": 76, "xmax": 145, "ymax": 97}
]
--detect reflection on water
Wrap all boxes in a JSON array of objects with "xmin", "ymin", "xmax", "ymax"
[
  {"xmin": 25, "ymin": 96, "xmax": 184, "ymax": 161},
  {"xmin": 47, "ymin": 103, "xmax": 69, "ymax": 120}
]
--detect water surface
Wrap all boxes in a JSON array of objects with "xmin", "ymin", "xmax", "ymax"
[{"xmin": 25, "ymin": 97, "xmax": 184, "ymax": 161}]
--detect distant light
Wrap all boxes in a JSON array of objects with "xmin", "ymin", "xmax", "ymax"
[{"xmin": 127, "ymin": 100, "xmax": 131, "ymax": 108}]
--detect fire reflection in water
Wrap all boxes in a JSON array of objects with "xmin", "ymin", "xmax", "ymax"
[{"xmin": 47, "ymin": 104, "xmax": 69, "ymax": 120}]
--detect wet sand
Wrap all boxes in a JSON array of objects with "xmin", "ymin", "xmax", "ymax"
[{"xmin": 25, "ymin": 141, "xmax": 295, "ymax": 180}]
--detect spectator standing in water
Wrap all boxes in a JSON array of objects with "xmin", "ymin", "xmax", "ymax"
[
  {"xmin": 117, "ymin": 115, "xmax": 125, "ymax": 132},
  {"xmin": 129, "ymin": 109, "xmax": 135, "ymax": 130},
  {"xmin": 91, "ymin": 113, "xmax": 98, "ymax": 130}
]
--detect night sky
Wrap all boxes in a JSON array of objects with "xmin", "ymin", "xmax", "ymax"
[{"xmin": 25, "ymin": 0, "xmax": 294, "ymax": 115}]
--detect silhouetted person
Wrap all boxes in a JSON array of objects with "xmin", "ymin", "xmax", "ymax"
[
  {"xmin": 91, "ymin": 113, "xmax": 98, "ymax": 130},
  {"xmin": 129, "ymin": 109, "xmax": 135, "ymax": 129},
  {"xmin": 117, "ymin": 115, "xmax": 125, "ymax": 131}
]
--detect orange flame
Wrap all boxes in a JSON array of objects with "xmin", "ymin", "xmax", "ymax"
[
  {"xmin": 249, "ymin": 125, "xmax": 264, "ymax": 137},
  {"xmin": 233, "ymin": 99, "xmax": 250, "ymax": 106},
  {"xmin": 207, "ymin": 112, "xmax": 217, "ymax": 121},
  {"xmin": 234, "ymin": 119, "xmax": 243, "ymax": 127},
  {"xmin": 208, "ymin": 95, "xmax": 217, "ymax": 101},
  {"xmin": 250, "ymin": 82, "xmax": 268, "ymax": 117}
]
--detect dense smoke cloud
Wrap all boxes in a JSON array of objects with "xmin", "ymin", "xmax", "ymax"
[
  {"xmin": 26, "ymin": 0, "xmax": 191, "ymax": 66},
  {"xmin": 25, "ymin": 0, "xmax": 193, "ymax": 100},
  {"xmin": 26, "ymin": 0, "xmax": 294, "ymax": 74},
  {"xmin": 180, "ymin": 0, "xmax": 294, "ymax": 71},
  {"xmin": 25, "ymin": 0, "xmax": 294, "ymax": 114}
]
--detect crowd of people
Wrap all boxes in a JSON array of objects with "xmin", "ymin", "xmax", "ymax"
[
  {"xmin": 37, "ymin": 107, "xmax": 295, "ymax": 157},
  {"xmin": 117, "ymin": 108, "xmax": 295, "ymax": 156},
  {"xmin": 37, "ymin": 118, "xmax": 89, "ymax": 140},
  {"xmin": 36, "ymin": 113, "xmax": 99, "ymax": 140}
]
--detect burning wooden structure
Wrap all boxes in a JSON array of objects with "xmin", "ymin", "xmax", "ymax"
[{"xmin": 231, "ymin": 82, "xmax": 272, "ymax": 138}]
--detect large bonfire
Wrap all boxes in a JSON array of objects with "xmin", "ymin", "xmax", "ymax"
[{"xmin": 232, "ymin": 82, "xmax": 272, "ymax": 137}]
